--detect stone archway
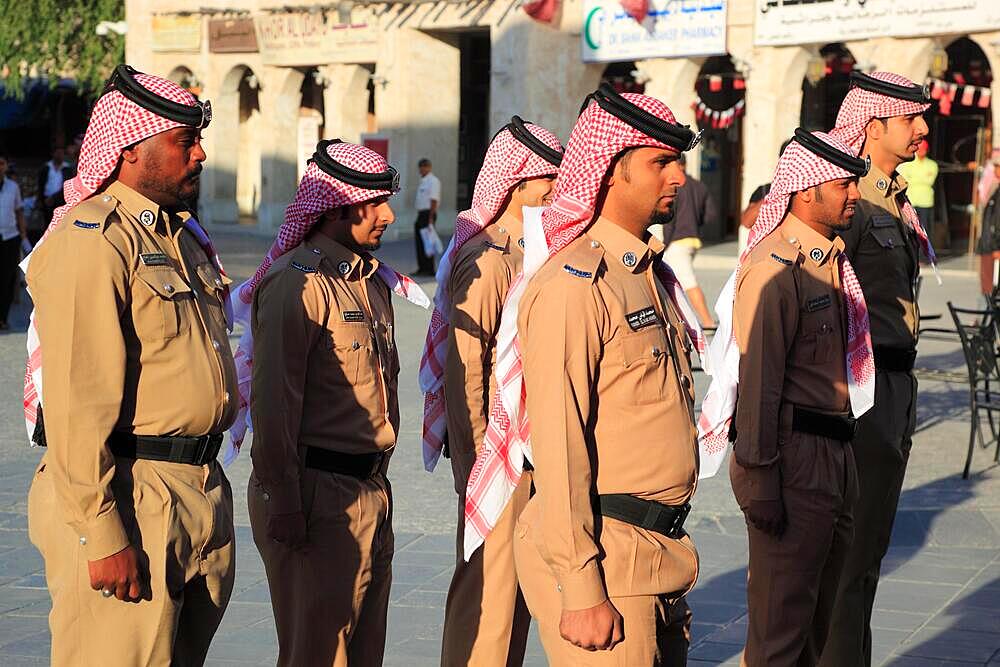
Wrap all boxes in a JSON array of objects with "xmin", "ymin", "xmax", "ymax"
[
  {"xmin": 167, "ymin": 66, "xmax": 202, "ymax": 97},
  {"xmin": 800, "ymin": 43, "xmax": 858, "ymax": 132},
  {"xmin": 208, "ymin": 65, "xmax": 261, "ymax": 225}
]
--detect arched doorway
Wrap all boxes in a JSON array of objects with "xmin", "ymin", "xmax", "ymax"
[
  {"xmin": 167, "ymin": 66, "xmax": 202, "ymax": 97},
  {"xmin": 297, "ymin": 67, "xmax": 326, "ymax": 183},
  {"xmin": 234, "ymin": 68, "xmax": 262, "ymax": 222},
  {"xmin": 800, "ymin": 43, "xmax": 857, "ymax": 131},
  {"xmin": 924, "ymin": 36, "xmax": 993, "ymax": 254},
  {"xmin": 693, "ymin": 54, "xmax": 745, "ymax": 241}
]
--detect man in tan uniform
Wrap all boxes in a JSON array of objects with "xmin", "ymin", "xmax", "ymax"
[
  {"xmin": 24, "ymin": 66, "xmax": 237, "ymax": 666},
  {"xmin": 511, "ymin": 86, "xmax": 706, "ymax": 665},
  {"xmin": 417, "ymin": 117, "xmax": 563, "ymax": 666},
  {"xmin": 727, "ymin": 129, "xmax": 871, "ymax": 666},
  {"xmin": 822, "ymin": 72, "xmax": 934, "ymax": 667},
  {"xmin": 241, "ymin": 140, "xmax": 427, "ymax": 666}
]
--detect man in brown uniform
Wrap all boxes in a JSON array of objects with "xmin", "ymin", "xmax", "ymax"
[
  {"xmin": 511, "ymin": 86, "xmax": 706, "ymax": 665},
  {"xmin": 241, "ymin": 140, "xmax": 427, "ymax": 666},
  {"xmin": 725, "ymin": 129, "xmax": 871, "ymax": 666},
  {"xmin": 417, "ymin": 117, "xmax": 563, "ymax": 666},
  {"xmin": 822, "ymin": 72, "xmax": 934, "ymax": 667},
  {"xmin": 24, "ymin": 66, "xmax": 237, "ymax": 666}
]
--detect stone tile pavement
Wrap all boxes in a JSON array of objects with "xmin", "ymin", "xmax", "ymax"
[{"xmin": 0, "ymin": 232, "xmax": 997, "ymax": 665}]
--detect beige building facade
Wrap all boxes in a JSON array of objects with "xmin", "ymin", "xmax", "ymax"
[{"xmin": 124, "ymin": 0, "xmax": 1000, "ymax": 252}]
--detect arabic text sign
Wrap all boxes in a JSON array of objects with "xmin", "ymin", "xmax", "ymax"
[
  {"xmin": 256, "ymin": 13, "xmax": 378, "ymax": 66},
  {"xmin": 755, "ymin": 0, "xmax": 1000, "ymax": 46},
  {"xmin": 582, "ymin": 0, "xmax": 727, "ymax": 63}
]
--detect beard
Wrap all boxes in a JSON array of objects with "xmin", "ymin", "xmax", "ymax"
[{"xmin": 648, "ymin": 206, "xmax": 675, "ymax": 227}]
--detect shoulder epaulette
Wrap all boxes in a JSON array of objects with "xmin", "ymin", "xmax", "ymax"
[
  {"xmin": 67, "ymin": 193, "xmax": 118, "ymax": 233},
  {"xmin": 288, "ymin": 245, "xmax": 322, "ymax": 273}
]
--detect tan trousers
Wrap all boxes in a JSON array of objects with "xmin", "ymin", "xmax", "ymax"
[
  {"xmin": 514, "ymin": 516, "xmax": 692, "ymax": 667},
  {"xmin": 820, "ymin": 370, "xmax": 916, "ymax": 667},
  {"xmin": 28, "ymin": 454, "xmax": 235, "ymax": 667},
  {"xmin": 441, "ymin": 471, "xmax": 532, "ymax": 667},
  {"xmin": 731, "ymin": 424, "xmax": 858, "ymax": 667},
  {"xmin": 249, "ymin": 468, "xmax": 393, "ymax": 667}
]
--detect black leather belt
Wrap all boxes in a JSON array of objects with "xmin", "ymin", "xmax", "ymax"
[
  {"xmin": 873, "ymin": 345, "xmax": 917, "ymax": 372},
  {"xmin": 792, "ymin": 407, "xmax": 856, "ymax": 442},
  {"xmin": 596, "ymin": 494, "xmax": 690, "ymax": 539},
  {"xmin": 109, "ymin": 432, "xmax": 223, "ymax": 465},
  {"xmin": 304, "ymin": 446, "xmax": 388, "ymax": 479}
]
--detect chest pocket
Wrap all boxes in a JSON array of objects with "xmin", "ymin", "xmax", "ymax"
[
  {"xmin": 324, "ymin": 322, "xmax": 375, "ymax": 386},
  {"xmin": 134, "ymin": 267, "xmax": 193, "ymax": 341},
  {"xmin": 194, "ymin": 262, "xmax": 233, "ymax": 328},
  {"xmin": 793, "ymin": 294, "xmax": 838, "ymax": 365},
  {"xmin": 868, "ymin": 221, "xmax": 906, "ymax": 252},
  {"xmin": 618, "ymin": 325, "xmax": 672, "ymax": 405}
]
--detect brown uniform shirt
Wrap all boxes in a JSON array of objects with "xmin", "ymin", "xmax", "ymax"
[
  {"xmin": 249, "ymin": 234, "xmax": 399, "ymax": 515},
  {"xmin": 837, "ymin": 165, "xmax": 920, "ymax": 349},
  {"xmin": 518, "ymin": 217, "xmax": 698, "ymax": 610},
  {"xmin": 27, "ymin": 180, "xmax": 239, "ymax": 560},
  {"xmin": 733, "ymin": 215, "xmax": 850, "ymax": 499},
  {"xmin": 444, "ymin": 211, "xmax": 523, "ymax": 490}
]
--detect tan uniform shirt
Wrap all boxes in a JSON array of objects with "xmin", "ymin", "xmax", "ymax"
[
  {"xmin": 518, "ymin": 217, "xmax": 698, "ymax": 610},
  {"xmin": 838, "ymin": 165, "xmax": 920, "ymax": 349},
  {"xmin": 733, "ymin": 215, "xmax": 850, "ymax": 498},
  {"xmin": 444, "ymin": 211, "xmax": 523, "ymax": 490},
  {"xmin": 249, "ymin": 234, "xmax": 399, "ymax": 515},
  {"xmin": 27, "ymin": 180, "xmax": 239, "ymax": 560}
]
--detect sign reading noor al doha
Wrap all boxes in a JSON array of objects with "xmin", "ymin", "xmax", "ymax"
[
  {"xmin": 255, "ymin": 12, "xmax": 378, "ymax": 66},
  {"xmin": 582, "ymin": 0, "xmax": 727, "ymax": 63},
  {"xmin": 755, "ymin": 0, "xmax": 1000, "ymax": 46}
]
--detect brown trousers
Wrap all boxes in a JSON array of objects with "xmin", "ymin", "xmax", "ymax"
[
  {"xmin": 441, "ymin": 471, "xmax": 532, "ymax": 667},
  {"xmin": 514, "ymin": 514, "xmax": 692, "ymax": 666},
  {"xmin": 28, "ymin": 454, "xmax": 235, "ymax": 667},
  {"xmin": 248, "ymin": 468, "xmax": 393, "ymax": 667},
  {"xmin": 820, "ymin": 370, "xmax": 916, "ymax": 667},
  {"xmin": 731, "ymin": 418, "xmax": 858, "ymax": 667}
]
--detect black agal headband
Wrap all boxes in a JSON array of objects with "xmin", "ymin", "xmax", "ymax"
[
  {"xmin": 310, "ymin": 139, "xmax": 400, "ymax": 192},
  {"xmin": 849, "ymin": 71, "xmax": 931, "ymax": 105},
  {"xmin": 793, "ymin": 128, "xmax": 870, "ymax": 177},
  {"xmin": 104, "ymin": 65, "xmax": 212, "ymax": 129},
  {"xmin": 582, "ymin": 83, "xmax": 702, "ymax": 152},
  {"xmin": 494, "ymin": 116, "xmax": 563, "ymax": 167}
]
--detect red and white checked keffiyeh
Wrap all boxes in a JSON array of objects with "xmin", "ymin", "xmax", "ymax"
[
  {"xmin": 461, "ymin": 94, "xmax": 708, "ymax": 560},
  {"xmin": 20, "ymin": 70, "xmax": 227, "ymax": 443},
  {"xmin": 697, "ymin": 131, "xmax": 875, "ymax": 479},
  {"xmin": 418, "ymin": 121, "xmax": 563, "ymax": 472},
  {"xmin": 226, "ymin": 141, "xmax": 429, "ymax": 463},
  {"xmin": 831, "ymin": 71, "xmax": 938, "ymax": 268}
]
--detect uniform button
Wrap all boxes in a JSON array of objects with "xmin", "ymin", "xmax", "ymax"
[
  {"xmin": 224, "ymin": 392, "xmax": 230, "ymax": 402},
  {"xmin": 652, "ymin": 346, "xmax": 662, "ymax": 358},
  {"xmin": 213, "ymin": 340, "xmax": 221, "ymax": 350},
  {"xmin": 262, "ymin": 491, "xmax": 271, "ymax": 502},
  {"xmin": 820, "ymin": 323, "xmax": 832, "ymax": 334},
  {"xmin": 164, "ymin": 284, "xmax": 175, "ymax": 294},
  {"xmin": 556, "ymin": 584, "xmax": 562, "ymax": 592},
  {"xmin": 591, "ymin": 240, "xmax": 600, "ymax": 248},
  {"xmin": 682, "ymin": 376, "xmax": 691, "ymax": 389},
  {"xmin": 102, "ymin": 196, "xmax": 111, "ymax": 202},
  {"xmin": 498, "ymin": 227, "xmax": 506, "ymax": 234},
  {"xmin": 79, "ymin": 536, "xmax": 87, "ymax": 546},
  {"xmin": 214, "ymin": 278, "xmax": 223, "ymax": 288},
  {"xmin": 352, "ymin": 341, "xmax": 360, "ymax": 350}
]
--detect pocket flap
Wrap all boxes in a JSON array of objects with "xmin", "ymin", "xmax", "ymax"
[
  {"xmin": 870, "ymin": 227, "xmax": 904, "ymax": 250},
  {"xmin": 195, "ymin": 262, "xmax": 233, "ymax": 292},
  {"xmin": 621, "ymin": 327, "xmax": 669, "ymax": 367},
  {"xmin": 136, "ymin": 267, "xmax": 193, "ymax": 299}
]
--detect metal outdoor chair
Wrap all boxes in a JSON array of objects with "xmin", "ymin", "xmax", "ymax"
[{"xmin": 948, "ymin": 302, "xmax": 1000, "ymax": 478}]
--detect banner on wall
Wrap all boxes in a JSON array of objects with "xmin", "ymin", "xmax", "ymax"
[
  {"xmin": 755, "ymin": 0, "xmax": 1000, "ymax": 46},
  {"xmin": 256, "ymin": 13, "xmax": 378, "ymax": 66},
  {"xmin": 582, "ymin": 0, "xmax": 727, "ymax": 63},
  {"xmin": 151, "ymin": 15, "xmax": 202, "ymax": 53}
]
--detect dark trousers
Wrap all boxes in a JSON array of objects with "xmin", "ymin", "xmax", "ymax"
[
  {"xmin": 414, "ymin": 209, "xmax": 435, "ymax": 274},
  {"xmin": 0, "ymin": 236, "xmax": 22, "ymax": 324},
  {"xmin": 819, "ymin": 370, "xmax": 916, "ymax": 667}
]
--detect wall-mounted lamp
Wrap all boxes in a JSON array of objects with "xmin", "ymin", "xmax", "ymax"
[
  {"xmin": 930, "ymin": 47, "xmax": 949, "ymax": 78},
  {"xmin": 805, "ymin": 56, "xmax": 826, "ymax": 86}
]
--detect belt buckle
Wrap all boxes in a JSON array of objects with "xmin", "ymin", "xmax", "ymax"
[{"xmin": 666, "ymin": 503, "xmax": 691, "ymax": 538}]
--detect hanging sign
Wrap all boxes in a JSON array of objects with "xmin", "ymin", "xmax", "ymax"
[
  {"xmin": 582, "ymin": 0, "xmax": 728, "ymax": 63},
  {"xmin": 256, "ymin": 13, "xmax": 378, "ymax": 66}
]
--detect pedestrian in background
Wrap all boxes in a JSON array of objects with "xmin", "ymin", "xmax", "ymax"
[
  {"xmin": 897, "ymin": 138, "xmax": 939, "ymax": 252},
  {"xmin": 0, "ymin": 153, "xmax": 26, "ymax": 330},
  {"xmin": 36, "ymin": 145, "xmax": 72, "ymax": 227},
  {"xmin": 414, "ymin": 157, "xmax": 441, "ymax": 276},
  {"xmin": 975, "ymin": 153, "xmax": 1000, "ymax": 295},
  {"xmin": 659, "ymin": 153, "xmax": 718, "ymax": 327}
]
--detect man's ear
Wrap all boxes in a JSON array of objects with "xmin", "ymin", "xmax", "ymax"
[
  {"xmin": 796, "ymin": 187, "xmax": 814, "ymax": 204},
  {"xmin": 865, "ymin": 118, "xmax": 884, "ymax": 142},
  {"xmin": 120, "ymin": 144, "xmax": 140, "ymax": 165}
]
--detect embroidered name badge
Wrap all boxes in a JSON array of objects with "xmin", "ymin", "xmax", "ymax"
[
  {"xmin": 73, "ymin": 221, "xmax": 100, "ymax": 230},
  {"xmin": 770, "ymin": 253, "xmax": 793, "ymax": 266},
  {"xmin": 805, "ymin": 294, "xmax": 832, "ymax": 312},
  {"xmin": 291, "ymin": 261, "xmax": 317, "ymax": 273},
  {"xmin": 563, "ymin": 264, "xmax": 592, "ymax": 279},
  {"xmin": 626, "ymin": 306, "xmax": 660, "ymax": 331},
  {"xmin": 343, "ymin": 310, "xmax": 365, "ymax": 322},
  {"xmin": 872, "ymin": 214, "xmax": 896, "ymax": 228},
  {"xmin": 140, "ymin": 252, "xmax": 170, "ymax": 267}
]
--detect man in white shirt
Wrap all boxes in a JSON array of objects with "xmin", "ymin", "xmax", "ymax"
[
  {"xmin": 36, "ymin": 146, "xmax": 71, "ymax": 228},
  {"xmin": 0, "ymin": 153, "xmax": 27, "ymax": 329},
  {"xmin": 413, "ymin": 157, "xmax": 441, "ymax": 276}
]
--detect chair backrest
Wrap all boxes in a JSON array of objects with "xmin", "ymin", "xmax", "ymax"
[{"xmin": 948, "ymin": 302, "xmax": 1000, "ymax": 387}]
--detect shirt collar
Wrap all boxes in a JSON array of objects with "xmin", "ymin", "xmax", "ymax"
[
  {"xmin": 308, "ymin": 233, "xmax": 379, "ymax": 280},
  {"xmin": 493, "ymin": 210, "xmax": 524, "ymax": 250},
  {"xmin": 104, "ymin": 181, "xmax": 171, "ymax": 233},
  {"xmin": 862, "ymin": 163, "xmax": 905, "ymax": 200},
  {"xmin": 588, "ymin": 216, "xmax": 663, "ymax": 274},
  {"xmin": 781, "ymin": 214, "xmax": 844, "ymax": 267}
]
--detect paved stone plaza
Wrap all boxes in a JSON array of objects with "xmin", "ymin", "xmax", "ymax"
[{"xmin": 0, "ymin": 229, "xmax": 997, "ymax": 666}]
